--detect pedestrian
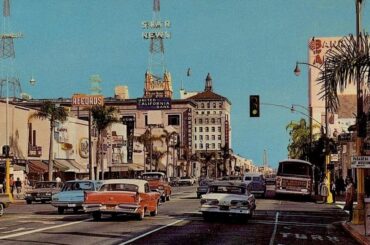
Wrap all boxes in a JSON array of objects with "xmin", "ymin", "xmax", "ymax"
[
  {"xmin": 320, "ymin": 177, "xmax": 329, "ymax": 203},
  {"xmin": 56, "ymin": 176, "xmax": 61, "ymax": 183},
  {"xmin": 344, "ymin": 176, "xmax": 355, "ymax": 222},
  {"xmin": 330, "ymin": 180, "xmax": 336, "ymax": 203},
  {"xmin": 9, "ymin": 175, "xmax": 14, "ymax": 197},
  {"xmin": 15, "ymin": 177, "xmax": 22, "ymax": 199}
]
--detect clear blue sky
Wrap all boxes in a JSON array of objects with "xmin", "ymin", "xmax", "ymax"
[{"xmin": 6, "ymin": 0, "xmax": 370, "ymax": 168}]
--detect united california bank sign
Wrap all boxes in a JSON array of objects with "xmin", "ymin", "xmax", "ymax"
[{"xmin": 72, "ymin": 94, "xmax": 104, "ymax": 107}]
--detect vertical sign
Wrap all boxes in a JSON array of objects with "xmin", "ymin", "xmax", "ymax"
[{"xmin": 122, "ymin": 116, "xmax": 135, "ymax": 163}]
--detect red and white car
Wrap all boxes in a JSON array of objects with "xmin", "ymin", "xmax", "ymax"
[{"xmin": 83, "ymin": 179, "xmax": 160, "ymax": 221}]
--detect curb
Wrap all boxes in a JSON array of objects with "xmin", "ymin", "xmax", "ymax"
[{"xmin": 341, "ymin": 221, "xmax": 368, "ymax": 245}]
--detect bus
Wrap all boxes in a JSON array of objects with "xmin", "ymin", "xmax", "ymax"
[{"xmin": 275, "ymin": 159, "xmax": 314, "ymax": 197}]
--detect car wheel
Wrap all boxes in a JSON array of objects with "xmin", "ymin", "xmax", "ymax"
[
  {"xmin": 161, "ymin": 195, "xmax": 166, "ymax": 202},
  {"xmin": 41, "ymin": 200, "xmax": 46, "ymax": 204},
  {"xmin": 0, "ymin": 203, "xmax": 4, "ymax": 216},
  {"xmin": 166, "ymin": 194, "xmax": 170, "ymax": 201},
  {"xmin": 137, "ymin": 209, "xmax": 145, "ymax": 220},
  {"xmin": 150, "ymin": 203, "xmax": 158, "ymax": 216},
  {"xmin": 92, "ymin": 212, "xmax": 101, "ymax": 221},
  {"xmin": 58, "ymin": 207, "xmax": 64, "ymax": 214},
  {"xmin": 73, "ymin": 207, "xmax": 79, "ymax": 214},
  {"xmin": 26, "ymin": 200, "xmax": 32, "ymax": 205}
]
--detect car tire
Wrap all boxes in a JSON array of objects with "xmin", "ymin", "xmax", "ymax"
[
  {"xmin": 92, "ymin": 211, "xmax": 101, "ymax": 221},
  {"xmin": 137, "ymin": 209, "xmax": 145, "ymax": 220},
  {"xmin": 41, "ymin": 200, "xmax": 46, "ymax": 204},
  {"xmin": 73, "ymin": 207, "xmax": 79, "ymax": 214},
  {"xmin": 58, "ymin": 207, "xmax": 64, "ymax": 214},
  {"xmin": 0, "ymin": 203, "xmax": 4, "ymax": 216},
  {"xmin": 166, "ymin": 194, "xmax": 170, "ymax": 201},
  {"xmin": 150, "ymin": 203, "xmax": 158, "ymax": 216},
  {"xmin": 26, "ymin": 200, "xmax": 32, "ymax": 205},
  {"xmin": 161, "ymin": 195, "xmax": 166, "ymax": 202}
]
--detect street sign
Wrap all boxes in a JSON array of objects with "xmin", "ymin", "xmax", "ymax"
[{"xmin": 351, "ymin": 156, "xmax": 370, "ymax": 168}]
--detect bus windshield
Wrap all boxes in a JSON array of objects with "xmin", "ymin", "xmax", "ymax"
[{"xmin": 277, "ymin": 161, "xmax": 312, "ymax": 177}]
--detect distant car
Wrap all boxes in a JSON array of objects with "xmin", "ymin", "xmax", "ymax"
[
  {"xmin": 83, "ymin": 179, "xmax": 160, "ymax": 221},
  {"xmin": 51, "ymin": 180, "xmax": 103, "ymax": 214},
  {"xmin": 219, "ymin": 176, "xmax": 243, "ymax": 181},
  {"xmin": 169, "ymin": 177, "xmax": 180, "ymax": 187},
  {"xmin": 25, "ymin": 181, "xmax": 63, "ymax": 204},
  {"xmin": 0, "ymin": 193, "xmax": 11, "ymax": 216},
  {"xmin": 196, "ymin": 179, "xmax": 214, "ymax": 198},
  {"xmin": 243, "ymin": 173, "xmax": 266, "ymax": 197},
  {"xmin": 178, "ymin": 176, "xmax": 196, "ymax": 186},
  {"xmin": 200, "ymin": 181, "xmax": 256, "ymax": 221},
  {"xmin": 141, "ymin": 172, "xmax": 172, "ymax": 202}
]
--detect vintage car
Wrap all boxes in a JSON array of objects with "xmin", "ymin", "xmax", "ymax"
[
  {"xmin": 25, "ymin": 181, "xmax": 63, "ymax": 204},
  {"xmin": 200, "ymin": 181, "xmax": 256, "ymax": 221},
  {"xmin": 141, "ymin": 172, "xmax": 171, "ymax": 202},
  {"xmin": 51, "ymin": 180, "xmax": 103, "ymax": 214},
  {"xmin": 83, "ymin": 179, "xmax": 160, "ymax": 221},
  {"xmin": 243, "ymin": 173, "xmax": 266, "ymax": 197},
  {"xmin": 178, "ymin": 176, "xmax": 196, "ymax": 186},
  {"xmin": 196, "ymin": 178, "xmax": 214, "ymax": 198},
  {"xmin": 0, "ymin": 193, "xmax": 12, "ymax": 216},
  {"xmin": 169, "ymin": 177, "xmax": 180, "ymax": 187}
]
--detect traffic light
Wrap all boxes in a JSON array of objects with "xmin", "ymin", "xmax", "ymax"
[
  {"xmin": 250, "ymin": 95, "xmax": 260, "ymax": 117},
  {"xmin": 2, "ymin": 145, "xmax": 10, "ymax": 157}
]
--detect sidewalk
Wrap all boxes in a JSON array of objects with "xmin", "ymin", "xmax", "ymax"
[{"xmin": 341, "ymin": 221, "xmax": 370, "ymax": 245}]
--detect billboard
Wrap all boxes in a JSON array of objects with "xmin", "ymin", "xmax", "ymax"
[
  {"xmin": 72, "ymin": 94, "xmax": 104, "ymax": 107},
  {"xmin": 137, "ymin": 97, "xmax": 171, "ymax": 110}
]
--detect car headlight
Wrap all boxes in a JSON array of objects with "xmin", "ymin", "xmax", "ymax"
[
  {"xmin": 158, "ymin": 186, "xmax": 164, "ymax": 190},
  {"xmin": 25, "ymin": 193, "xmax": 31, "ymax": 197},
  {"xmin": 45, "ymin": 192, "xmax": 52, "ymax": 196}
]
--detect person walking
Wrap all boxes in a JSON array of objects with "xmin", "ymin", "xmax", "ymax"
[
  {"xmin": 330, "ymin": 180, "xmax": 336, "ymax": 203},
  {"xmin": 15, "ymin": 177, "xmax": 22, "ymax": 199},
  {"xmin": 344, "ymin": 176, "xmax": 355, "ymax": 222}
]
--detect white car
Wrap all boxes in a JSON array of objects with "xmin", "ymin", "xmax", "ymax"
[
  {"xmin": 200, "ymin": 181, "xmax": 256, "ymax": 221},
  {"xmin": 178, "ymin": 176, "xmax": 196, "ymax": 186}
]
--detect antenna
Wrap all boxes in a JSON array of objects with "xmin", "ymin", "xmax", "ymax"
[
  {"xmin": 0, "ymin": 0, "xmax": 22, "ymax": 99},
  {"xmin": 89, "ymin": 74, "xmax": 102, "ymax": 95}
]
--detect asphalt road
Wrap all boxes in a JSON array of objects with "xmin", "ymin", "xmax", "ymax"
[{"xmin": 0, "ymin": 185, "xmax": 359, "ymax": 245}]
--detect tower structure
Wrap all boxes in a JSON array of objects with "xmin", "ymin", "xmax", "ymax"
[
  {"xmin": 0, "ymin": 0, "xmax": 22, "ymax": 99},
  {"xmin": 142, "ymin": 0, "xmax": 172, "ymax": 98}
]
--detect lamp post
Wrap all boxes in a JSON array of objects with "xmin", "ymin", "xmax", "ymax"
[{"xmin": 294, "ymin": 61, "xmax": 332, "ymax": 203}]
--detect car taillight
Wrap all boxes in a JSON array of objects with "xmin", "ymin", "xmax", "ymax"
[{"xmin": 230, "ymin": 200, "xmax": 249, "ymax": 207}]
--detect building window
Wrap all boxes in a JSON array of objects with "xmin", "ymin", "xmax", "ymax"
[
  {"xmin": 201, "ymin": 103, "xmax": 204, "ymax": 108},
  {"xmin": 168, "ymin": 115, "xmax": 180, "ymax": 125},
  {"xmin": 211, "ymin": 118, "xmax": 215, "ymax": 123},
  {"xmin": 218, "ymin": 135, "xmax": 221, "ymax": 140},
  {"xmin": 199, "ymin": 118, "xmax": 203, "ymax": 124},
  {"xmin": 145, "ymin": 115, "xmax": 148, "ymax": 126},
  {"xmin": 200, "ymin": 143, "xmax": 203, "ymax": 149},
  {"xmin": 212, "ymin": 135, "xmax": 215, "ymax": 140},
  {"xmin": 206, "ymin": 135, "xmax": 209, "ymax": 140},
  {"xmin": 205, "ymin": 118, "xmax": 209, "ymax": 124},
  {"xmin": 194, "ymin": 135, "xmax": 197, "ymax": 140},
  {"xmin": 213, "ymin": 111, "xmax": 216, "ymax": 114},
  {"xmin": 219, "ymin": 111, "xmax": 222, "ymax": 114},
  {"xmin": 219, "ymin": 102, "xmax": 222, "ymax": 108},
  {"xmin": 207, "ymin": 111, "xmax": 210, "ymax": 115},
  {"xmin": 218, "ymin": 143, "xmax": 221, "ymax": 149},
  {"xmin": 199, "ymin": 127, "xmax": 203, "ymax": 132},
  {"xmin": 205, "ymin": 127, "xmax": 209, "ymax": 132},
  {"xmin": 200, "ymin": 135, "xmax": 203, "ymax": 140},
  {"xmin": 217, "ymin": 118, "xmax": 221, "ymax": 123},
  {"xmin": 212, "ymin": 143, "xmax": 215, "ymax": 149},
  {"xmin": 218, "ymin": 126, "xmax": 221, "ymax": 132},
  {"xmin": 207, "ymin": 103, "xmax": 210, "ymax": 108},
  {"xmin": 195, "ymin": 143, "xmax": 197, "ymax": 149},
  {"xmin": 202, "ymin": 111, "xmax": 205, "ymax": 115},
  {"xmin": 212, "ymin": 127, "xmax": 215, "ymax": 132},
  {"xmin": 195, "ymin": 127, "xmax": 197, "ymax": 132}
]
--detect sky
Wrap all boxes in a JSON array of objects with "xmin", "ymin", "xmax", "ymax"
[{"xmin": 3, "ymin": 0, "xmax": 370, "ymax": 168}]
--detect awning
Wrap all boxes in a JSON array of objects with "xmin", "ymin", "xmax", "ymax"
[
  {"xmin": 110, "ymin": 165, "xmax": 129, "ymax": 172},
  {"xmin": 28, "ymin": 160, "xmax": 48, "ymax": 173},
  {"xmin": 68, "ymin": 160, "xmax": 88, "ymax": 173},
  {"xmin": 128, "ymin": 163, "xmax": 144, "ymax": 171},
  {"xmin": 53, "ymin": 159, "xmax": 78, "ymax": 172},
  {"xmin": 13, "ymin": 164, "xmax": 26, "ymax": 171}
]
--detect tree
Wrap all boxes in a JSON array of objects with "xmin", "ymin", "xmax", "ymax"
[
  {"xmin": 286, "ymin": 118, "xmax": 320, "ymax": 160},
  {"xmin": 160, "ymin": 130, "xmax": 177, "ymax": 176},
  {"xmin": 152, "ymin": 149, "xmax": 165, "ymax": 171},
  {"xmin": 30, "ymin": 101, "xmax": 68, "ymax": 181},
  {"xmin": 91, "ymin": 105, "xmax": 119, "ymax": 180},
  {"xmin": 180, "ymin": 144, "xmax": 192, "ymax": 176},
  {"xmin": 221, "ymin": 145, "xmax": 231, "ymax": 177},
  {"xmin": 134, "ymin": 129, "xmax": 151, "ymax": 173}
]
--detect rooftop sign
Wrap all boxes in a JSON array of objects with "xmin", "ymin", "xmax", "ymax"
[
  {"xmin": 142, "ymin": 20, "xmax": 171, "ymax": 39},
  {"xmin": 72, "ymin": 94, "xmax": 104, "ymax": 107}
]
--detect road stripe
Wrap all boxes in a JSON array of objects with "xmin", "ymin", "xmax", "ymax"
[
  {"xmin": 0, "ymin": 218, "xmax": 91, "ymax": 240},
  {"xmin": 269, "ymin": 211, "xmax": 279, "ymax": 245},
  {"xmin": 118, "ymin": 219, "xmax": 185, "ymax": 245}
]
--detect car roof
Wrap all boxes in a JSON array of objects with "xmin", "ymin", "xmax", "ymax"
[
  {"xmin": 64, "ymin": 180, "xmax": 102, "ymax": 184},
  {"xmin": 209, "ymin": 181, "xmax": 248, "ymax": 188},
  {"xmin": 142, "ymin": 172, "xmax": 165, "ymax": 176},
  {"xmin": 279, "ymin": 159, "xmax": 312, "ymax": 166},
  {"xmin": 243, "ymin": 172, "xmax": 263, "ymax": 177},
  {"xmin": 101, "ymin": 179, "xmax": 149, "ymax": 193}
]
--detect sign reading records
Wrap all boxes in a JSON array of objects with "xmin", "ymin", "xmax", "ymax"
[{"xmin": 72, "ymin": 94, "xmax": 104, "ymax": 107}]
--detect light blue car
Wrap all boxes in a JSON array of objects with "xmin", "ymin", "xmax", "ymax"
[{"xmin": 51, "ymin": 180, "xmax": 103, "ymax": 214}]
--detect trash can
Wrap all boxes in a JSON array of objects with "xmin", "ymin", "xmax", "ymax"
[{"xmin": 365, "ymin": 198, "xmax": 370, "ymax": 236}]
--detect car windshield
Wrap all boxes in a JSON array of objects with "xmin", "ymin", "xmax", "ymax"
[
  {"xmin": 100, "ymin": 183, "xmax": 139, "ymax": 192},
  {"xmin": 244, "ymin": 177, "xmax": 252, "ymax": 181},
  {"xmin": 180, "ymin": 176, "xmax": 190, "ymax": 179},
  {"xmin": 208, "ymin": 185, "xmax": 246, "ymax": 194},
  {"xmin": 62, "ymin": 181, "xmax": 94, "ymax": 191},
  {"xmin": 141, "ymin": 174, "xmax": 163, "ymax": 180},
  {"xmin": 253, "ymin": 177, "xmax": 261, "ymax": 181},
  {"xmin": 34, "ymin": 182, "xmax": 58, "ymax": 188}
]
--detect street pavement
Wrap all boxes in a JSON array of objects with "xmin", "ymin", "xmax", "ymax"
[{"xmin": 0, "ymin": 185, "xmax": 364, "ymax": 245}]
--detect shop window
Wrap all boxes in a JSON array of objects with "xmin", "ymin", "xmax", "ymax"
[{"xmin": 168, "ymin": 115, "xmax": 180, "ymax": 125}]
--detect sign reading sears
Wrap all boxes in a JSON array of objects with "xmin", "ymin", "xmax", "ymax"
[{"xmin": 351, "ymin": 156, "xmax": 370, "ymax": 168}]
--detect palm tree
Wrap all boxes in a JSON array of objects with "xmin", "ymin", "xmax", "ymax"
[
  {"xmin": 134, "ymin": 129, "xmax": 151, "ymax": 173},
  {"xmin": 30, "ymin": 101, "xmax": 68, "ymax": 181},
  {"xmin": 221, "ymin": 145, "xmax": 231, "ymax": 177},
  {"xmin": 91, "ymin": 105, "xmax": 119, "ymax": 180},
  {"xmin": 152, "ymin": 149, "xmax": 166, "ymax": 171},
  {"xmin": 160, "ymin": 130, "xmax": 177, "ymax": 176},
  {"xmin": 286, "ymin": 118, "xmax": 320, "ymax": 160},
  {"xmin": 180, "ymin": 144, "xmax": 192, "ymax": 176}
]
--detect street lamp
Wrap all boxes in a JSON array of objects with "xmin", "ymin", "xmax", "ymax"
[{"xmin": 294, "ymin": 61, "xmax": 332, "ymax": 203}]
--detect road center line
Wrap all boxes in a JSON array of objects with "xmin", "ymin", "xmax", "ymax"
[
  {"xmin": 269, "ymin": 211, "xmax": 280, "ymax": 245},
  {"xmin": 0, "ymin": 218, "xmax": 91, "ymax": 240},
  {"xmin": 119, "ymin": 219, "xmax": 185, "ymax": 245}
]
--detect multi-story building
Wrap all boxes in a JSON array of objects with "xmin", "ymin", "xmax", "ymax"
[{"xmin": 182, "ymin": 73, "xmax": 232, "ymax": 177}]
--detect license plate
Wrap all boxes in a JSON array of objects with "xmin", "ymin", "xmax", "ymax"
[{"xmin": 67, "ymin": 204, "xmax": 76, "ymax": 207}]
